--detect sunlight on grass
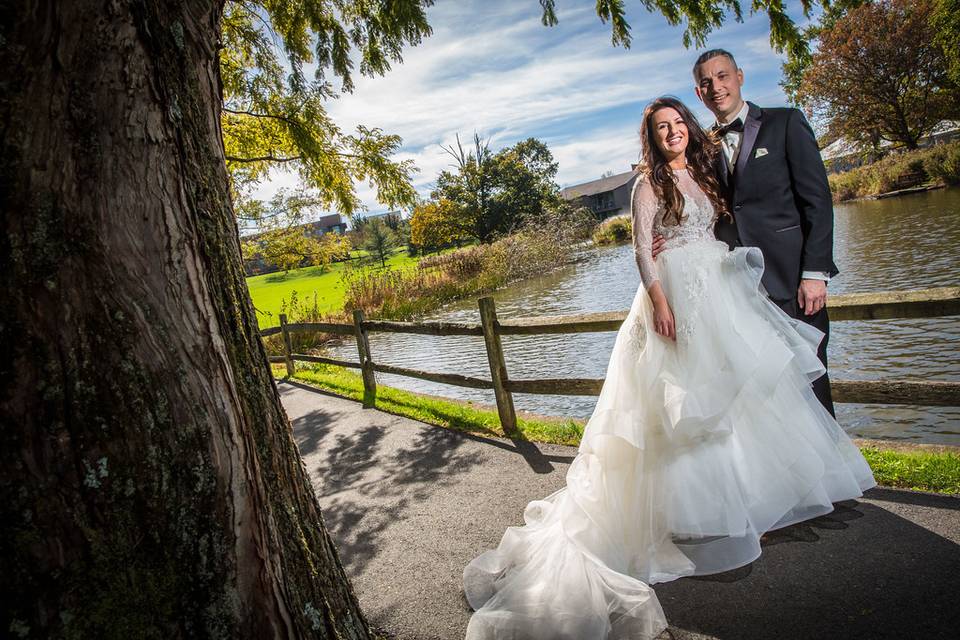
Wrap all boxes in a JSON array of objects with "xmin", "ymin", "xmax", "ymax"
[
  {"xmin": 277, "ymin": 363, "xmax": 960, "ymax": 495},
  {"xmin": 287, "ymin": 363, "xmax": 584, "ymax": 445},
  {"xmin": 860, "ymin": 447, "xmax": 960, "ymax": 494},
  {"xmin": 247, "ymin": 246, "xmax": 457, "ymax": 327}
]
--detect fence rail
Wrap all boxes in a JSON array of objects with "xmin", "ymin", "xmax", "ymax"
[{"xmin": 264, "ymin": 286, "xmax": 960, "ymax": 435}]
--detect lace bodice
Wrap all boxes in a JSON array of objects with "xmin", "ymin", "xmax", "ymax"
[{"xmin": 630, "ymin": 169, "xmax": 719, "ymax": 289}]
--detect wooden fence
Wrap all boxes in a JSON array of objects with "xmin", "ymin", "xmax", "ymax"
[{"xmin": 261, "ymin": 286, "xmax": 960, "ymax": 436}]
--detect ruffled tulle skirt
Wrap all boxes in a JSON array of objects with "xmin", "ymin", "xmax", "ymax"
[{"xmin": 462, "ymin": 240, "xmax": 876, "ymax": 639}]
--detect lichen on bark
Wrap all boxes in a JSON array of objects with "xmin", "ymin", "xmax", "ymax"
[{"xmin": 1, "ymin": 1, "xmax": 372, "ymax": 638}]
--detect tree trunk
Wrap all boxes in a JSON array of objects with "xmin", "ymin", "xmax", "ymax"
[{"xmin": 0, "ymin": 2, "xmax": 371, "ymax": 638}]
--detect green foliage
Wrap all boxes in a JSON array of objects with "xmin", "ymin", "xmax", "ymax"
[
  {"xmin": 264, "ymin": 289, "xmax": 347, "ymax": 355},
  {"xmin": 221, "ymin": 1, "xmax": 430, "ymax": 212},
  {"xmin": 222, "ymin": 1, "xmax": 432, "ymax": 270},
  {"xmin": 827, "ymin": 141, "xmax": 960, "ymax": 201},
  {"xmin": 239, "ymin": 187, "xmax": 355, "ymax": 273},
  {"xmin": 242, "ymin": 224, "xmax": 351, "ymax": 273},
  {"xmin": 542, "ymin": 0, "xmax": 824, "ymax": 59},
  {"xmin": 922, "ymin": 142, "xmax": 960, "ymax": 185},
  {"xmin": 592, "ymin": 215, "xmax": 633, "ymax": 246},
  {"xmin": 432, "ymin": 134, "xmax": 561, "ymax": 243},
  {"xmin": 931, "ymin": 0, "xmax": 960, "ymax": 85},
  {"xmin": 360, "ymin": 218, "xmax": 397, "ymax": 268}
]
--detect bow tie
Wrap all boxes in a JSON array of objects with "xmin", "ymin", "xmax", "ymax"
[{"xmin": 715, "ymin": 118, "xmax": 744, "ymax": 137}]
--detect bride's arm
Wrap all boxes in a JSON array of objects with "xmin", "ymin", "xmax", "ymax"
[{"xmin": 631, "ymin": 177, "xmax": 675, "ymax": 340}]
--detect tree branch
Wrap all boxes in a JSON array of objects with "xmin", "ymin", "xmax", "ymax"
[
  {"xmin": 222, "ymin": 106, "xmax": 298, "ymax": 122},
  {"xmin": 226, "ymin": 154, "xmax": 302, "ymax": 163}
]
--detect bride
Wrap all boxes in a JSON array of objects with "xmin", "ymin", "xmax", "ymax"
[{"xmin": 461, "ymin": 96, "xmax": 876, "ymax": 640}]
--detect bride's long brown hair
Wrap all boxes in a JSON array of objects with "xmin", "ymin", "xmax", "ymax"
[{"xmin": 638, "ymin": 96, "xmax": 730, "ymax": 226}]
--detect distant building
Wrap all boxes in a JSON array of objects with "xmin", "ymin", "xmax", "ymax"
[
  {"xmin": 820, "ymin": 120, "xmax": 960, "ymax": 173},
  {"xmin": 561, "ymin": 169, "xmax": 638, "ymax": 218},
  {"xmin": 304, "ymin": 213, "xmax": 348, "ymax": 236},
  {"xmin": 365, "ymin": 210, "xmax": 398, "ymax": 219}
]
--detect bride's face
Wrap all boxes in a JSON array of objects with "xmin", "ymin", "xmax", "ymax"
[{"xmin": 651, "ymin": 107, "xmax": 688, "ymax": 159}]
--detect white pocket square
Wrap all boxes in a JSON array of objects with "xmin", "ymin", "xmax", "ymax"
[{"xmin": 755, "ymin": 148, "xmax": 768, "ymax": 158}]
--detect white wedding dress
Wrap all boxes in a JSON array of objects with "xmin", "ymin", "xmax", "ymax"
[{"xmin": 462, "ymin": 169, "xmax": 876, "ymax": 639}]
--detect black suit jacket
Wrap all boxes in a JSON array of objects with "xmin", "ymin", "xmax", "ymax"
[{"xmin": 714, "ymin": 102, "xmax": 839, "ymax": 301}]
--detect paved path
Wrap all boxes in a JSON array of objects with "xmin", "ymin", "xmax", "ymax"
[{"xmin": 279, "ymin": 381, "xmax": 960, "ymax": 640}]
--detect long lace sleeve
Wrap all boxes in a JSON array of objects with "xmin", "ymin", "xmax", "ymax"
[{"xmin": 630, "ymin": 175, "xmax": 660, "ymax": 289}]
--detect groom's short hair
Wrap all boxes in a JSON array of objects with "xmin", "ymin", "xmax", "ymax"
[{"xmin": 692, "ymin": 49, "xmax": 738, "ymax": 76}]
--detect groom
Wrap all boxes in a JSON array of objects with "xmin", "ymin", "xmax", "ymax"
[{"xmin": 661, "ymin": 48, "xmax": 839, "ymax": 416}]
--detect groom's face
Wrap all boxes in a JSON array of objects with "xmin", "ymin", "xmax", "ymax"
[{"xmin": 694, "ymin": 56, "xmax": 744, "ymax": 120}]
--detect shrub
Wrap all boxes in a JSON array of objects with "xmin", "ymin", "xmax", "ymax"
[
  {"xmin": 827, "ymin": 140, "xmax": 959, "ymax": 201},
  {"xmin": 922, "ymin": 143, "xmax": 960, "ymax": 185},
  {"xmin": 340, "ymin": 229, "xmax": 574, "ymax": 320},
  {"xmin": 592, "ymin": 215, "xmax": 632, "ymax": 246}
]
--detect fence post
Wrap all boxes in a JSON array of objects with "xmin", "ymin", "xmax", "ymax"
[
  {"xmin": 353, "ymin": 309, "xmax": 377, "ymax": 408},
  {"xmin": 279, "ymin": 313, "xmax": 294, "ymax": 378},
  {"xmin": 478, "ymin": 296, "xmax": 517, "ymax": 435}
]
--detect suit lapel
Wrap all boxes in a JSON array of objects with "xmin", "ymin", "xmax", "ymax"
[
  {"xmin": 734, "ymin": 102, "xmax": 762, "ymax": 177},
  {"xmin": 716, "ymin": 142, "xmax": 729, "ymax": 187}
]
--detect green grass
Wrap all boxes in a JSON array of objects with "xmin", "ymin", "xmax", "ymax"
[
  {"xmin": 286, "ymin": 363, "xmax": 586, "ymax": 445},
  {"xmin": 859, "ymin": 447, "xmax": 960, "ymax": 494},
  {"xmin": 283, "ymin": 363, "xmax": 960, "ymax": 495},
  {"xmin": 246, "ymin": 247, "xmax": 451, "ymax": 328}
]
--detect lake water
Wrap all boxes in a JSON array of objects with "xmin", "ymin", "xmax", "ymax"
[{"xmin": 320, "ymin": 187, "xmax": 960, "ymax": 444}]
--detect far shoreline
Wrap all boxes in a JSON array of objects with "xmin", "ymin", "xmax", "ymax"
[{"xmin": 836, "ymin": 182, "xmax": 948, "ymax": 205}]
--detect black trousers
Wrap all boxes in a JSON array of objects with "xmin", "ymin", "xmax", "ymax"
[{"xmin": 770, "ymin": 297, "xmax": 836, "ymax": 418}]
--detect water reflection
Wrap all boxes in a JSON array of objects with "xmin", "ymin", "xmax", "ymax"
[{"xmin": 325, "ymin": 188, "xmax": 960, "ymax": 444}]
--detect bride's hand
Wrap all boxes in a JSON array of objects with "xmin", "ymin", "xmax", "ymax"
[{"xmin": 652, "ymin": 299, "xmax": 676, "ymax": 341}]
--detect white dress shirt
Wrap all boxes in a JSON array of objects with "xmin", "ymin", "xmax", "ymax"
[
  {"xmin": 717, "ymin": 101, "xmax": 749, "ymax": 173},
  {"xmin": 716, "ymin": 100, "xmax": 830, "ymax": 283}
]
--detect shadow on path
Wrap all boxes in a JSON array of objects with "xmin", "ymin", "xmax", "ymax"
[
  {"xmin": 279, "ymin": 382, "xmax": 960, "ymax": 640},
  {"xmin": 656, "ymin": 491, "xmax": 960, "ymax": 639}
]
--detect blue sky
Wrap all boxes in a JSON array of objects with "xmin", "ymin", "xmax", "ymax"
[{"xmin": 252, "ymin": 0, "xmax": 815, "ymax": 218}]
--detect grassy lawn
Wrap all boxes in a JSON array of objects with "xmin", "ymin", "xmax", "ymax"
[
  {"xmin": 860, "ymin": 447, "xmax": 960, "ymax": 494},
  {"xmin": 280, "ymin": 363, "xmax": 960, "ymax": 496},
  {"xmin": 247, "ymin": 247, "xmax": 433, "ymax": 328},
  {"xmin": 282, "ymin": 363, "xmax": 586, "ymax": 445}
]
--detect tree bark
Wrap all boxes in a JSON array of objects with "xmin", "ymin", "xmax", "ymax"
[{"xmin": 0, "ymin": 2, "xmax": 370, "ymax": 638}]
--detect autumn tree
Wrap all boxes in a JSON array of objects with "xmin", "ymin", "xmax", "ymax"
[
  {"xmin": 410, "ymin": 199, "xmax": 473, "ymax": 250},
  {"xmin": 242, "ymin": 226, "xmax": 351, "ymax": 274},
  {"xmin": 779, "ymin": 0, "xmax": 867, "ymax": 106},
  {"xmin": 796, "ymin": 0, "xmax": 959, "ymax": 149},
  {"xmin": 239, "ymin": 188, "xmax": 352, "ymax": 273}
]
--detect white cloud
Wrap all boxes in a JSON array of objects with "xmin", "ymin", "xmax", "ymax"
[{"xmin": 250, "ymin": 1, "xmax": 795, "ymax": 215}]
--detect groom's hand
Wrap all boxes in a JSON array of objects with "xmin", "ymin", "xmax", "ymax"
[
  {"xmin": 798, "ymin": 279, "xmax": 827, "ymax": 316},
  {"xmin": 651, "ymin": 233, "xmax": 666, "ymax": 259}
]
